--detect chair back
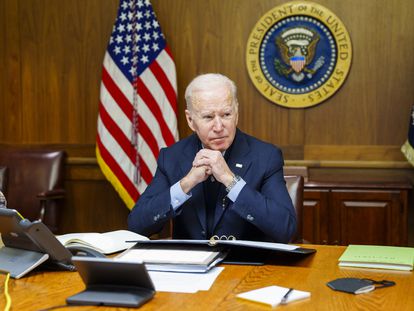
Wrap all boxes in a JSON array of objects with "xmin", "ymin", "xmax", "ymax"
[
  {"xmin": 0, "ymin": 166, "xmax": 7, "ymax": 196},
  {"xmin": 283, "ymin": 166, "xmax": 308, "ymax": 182},
  {"xmin": 284, "ymin": 175, "xmax": 304, "ymax": 243},
  {"xmin": 0, "ymin": 148, "xmax": 65, "ymax": 232}
]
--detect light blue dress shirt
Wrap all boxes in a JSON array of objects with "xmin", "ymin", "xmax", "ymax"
[{"xmin": 170, "ymin": 178, "xmax": 246, "ymax": 211}]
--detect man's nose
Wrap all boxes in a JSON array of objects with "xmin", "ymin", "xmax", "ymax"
[{"xmin": 213, "ymin": 116, "xmax": 224, "ymax": 131}]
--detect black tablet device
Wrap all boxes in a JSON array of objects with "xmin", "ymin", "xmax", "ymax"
[{"xmin": 67, "ymin": 257, "xmax": 155, "ymax": 307}]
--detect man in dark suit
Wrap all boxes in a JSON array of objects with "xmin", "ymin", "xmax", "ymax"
[{"xmin": 128, "ymin": 73, "xmax": 296, "ymax": 242}]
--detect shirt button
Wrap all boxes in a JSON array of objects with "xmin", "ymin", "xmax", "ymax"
[
  {"xmin": 247, "ymin": 214, "xmax": 254, "ymax": 221},
  {"xmin": 174, "ymin": 199, "xmax": 179, "ymax": 204}
]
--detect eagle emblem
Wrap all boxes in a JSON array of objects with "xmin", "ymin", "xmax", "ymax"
[{"xmin": 274, "ymin": 27, "xmax": 325, "ymax": 82}]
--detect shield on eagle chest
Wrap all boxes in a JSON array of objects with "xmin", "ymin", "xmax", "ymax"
[{"xmin": 290, "ymin": 55, "xmax": 306, "ymax": 73}]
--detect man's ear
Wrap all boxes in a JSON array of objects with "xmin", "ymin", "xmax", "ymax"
[
  {"xmin": 233, "ymin": 102, "xmax": 239, "ymax": 125},
  {"xmin": 185, "ymin": 109, "xmax": 196, "ymax": 132}
]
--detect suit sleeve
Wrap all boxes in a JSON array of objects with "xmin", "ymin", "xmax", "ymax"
[
  {"xmin": 127, "ymin": 148, "xmax": 176, "ymax": 236},
  {"xmin": 231, "ymin": 147, "xmax": 297, "ymax": 243}
]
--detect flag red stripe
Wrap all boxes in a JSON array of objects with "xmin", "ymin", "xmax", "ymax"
[
  {"xmin": 136, "ymin": 77, "xmax": 176, "ymax": 146},
  {"xmin": 96, "ymin": 135, "xmax": 139, "ymax": 201},
  {"xmin": 97, "ymin": 134, "xmax": 153, "ymax": 198},
  {"xmin": 137, "ymin": 115, "xmax": 161, "ymax": 159},
  {"xmin": 99, "ymin": 95, "xmax": 160, "ymax": 161},
  {"xmin": 102, "ymin": 67, "xmax": 160, "ymax": 158},
  {"xmin": 99, "ymin": 102, "xmax": 135, "ymax": 163},
  {"xmin": 138, "ymin": 155, "xmax": 154, "ymax": 186},
  {"xmin": 165, "ymin": 46, "xmax": 174, "ymax": 59},
  {"xmin": 150, "ymin": 60, "xmax": 177, "ymax": 114},
  {"xmin": 102, "ymin": 66, "xmax": 133, "ymax": 118}
]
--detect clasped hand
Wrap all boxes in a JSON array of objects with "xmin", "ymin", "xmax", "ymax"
[{"xmin": 180, "ymin": 149, "xmax": 234, "ymax": 194}]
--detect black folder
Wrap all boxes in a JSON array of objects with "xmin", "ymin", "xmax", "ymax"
[
  {"xmin": 129, "ymin": 239, "xmax": 316, "ymax": 265},
  {"xmin": 67, "ymin": 257, "xmax": 155, "ymax": 307}
]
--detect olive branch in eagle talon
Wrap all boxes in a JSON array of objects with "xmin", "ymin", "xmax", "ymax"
[{"xmin": 274, "ymin": 58, "xmax": 292, "ymax": 77}]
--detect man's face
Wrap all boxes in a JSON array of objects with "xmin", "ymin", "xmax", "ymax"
[{"xmin": 185, "ymin": 85, "xmax": 238, "ymax": 152}]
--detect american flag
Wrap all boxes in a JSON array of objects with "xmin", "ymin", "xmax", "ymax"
[{"xmin": 96, "ymin": 0, "xmax": 178, "ymax": 209}]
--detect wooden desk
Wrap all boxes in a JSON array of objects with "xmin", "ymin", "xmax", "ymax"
[{"xmin": 1, "ymin": 245, "xmax": 413, "ymax": 310}]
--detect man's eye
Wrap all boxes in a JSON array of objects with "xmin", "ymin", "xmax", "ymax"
[{"xmin": 203, "ymin": 115, "xmax": 213, "ymax": 120}]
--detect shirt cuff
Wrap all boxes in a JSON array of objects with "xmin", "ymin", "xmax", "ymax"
[
  {"xmin": 226, "ymin": 178, "xmax": 246, "ymax": 202},
  {"xmin": 170, "ymin": 180, "xmax": 192, "ymax": 211}
]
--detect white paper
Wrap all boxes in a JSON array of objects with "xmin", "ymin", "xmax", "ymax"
[
  {"xmin": 218, "ymin": 240, "xmax": 298, "ymax": 251},
  {"xmin": 237, "ymin": 285, "xmax": 310, "ymax": 307},
  {"xmin": 148, "ymin": 267, "xmax": 224, "ymax": 293},
  {"xmin": 118, "ymin": 248, "xmax": 218, "ymax": 264}
]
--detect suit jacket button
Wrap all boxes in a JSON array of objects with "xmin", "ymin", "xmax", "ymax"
[
  {"xmin": 201, "ymin": 230, "xmax": 206, "ymax": 236},
  {"xmin": 247, "ymin": 214, "xmax": 254, "ymax": 221}
]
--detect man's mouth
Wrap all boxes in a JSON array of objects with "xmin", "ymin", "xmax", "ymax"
[{"xmin": 211, "ymin": 137, "xmax": 226, "ymax": 142}]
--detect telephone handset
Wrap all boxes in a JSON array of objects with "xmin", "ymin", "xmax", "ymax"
[
  {"xmin": 66, "ymin": 245, "xmax": 106, "ymax": 258},
  {"xmin": 0, "ymin": 208, "xmax": 76, "ymax": 270}
]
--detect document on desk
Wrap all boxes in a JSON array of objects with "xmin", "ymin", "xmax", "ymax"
[
  {"xmin": 237, "ymin": 285, "xmax": 310, "ymax": 307},
  {"xmin": 132, "ymin": 239, "xmax": 299, "ymax": 251},
  {"xmin": 148, "ymin": 267, "xmax": 224, "ymax": 293},
  {"xmin": 131, "ymin": 239, "xmax": 318, "ymax": 255},
  {"xmin": 338, "ymin": 244, "xmax": 414, "ymax": 271},
  {"xmin": 127, "ymin": 239, "xmax": 316, "ymax": 265},
  {"xmin": 115, "ymin": 246, "xmax": 226, "ymax": 273}
]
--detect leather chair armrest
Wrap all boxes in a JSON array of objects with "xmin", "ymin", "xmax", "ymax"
[
  {"xmin": 37, "ymin": 189, "xmax": 65, "ymax": 225},
  {"xmin": 291, "ymin": 237, "xmax": 311, "ymax": 244},
  {"xmin": 37, "ymin": 189, "xmax": 66, "ymax": 200}
]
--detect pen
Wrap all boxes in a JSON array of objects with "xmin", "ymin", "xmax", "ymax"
[{"xmin": 280, "ymin": 288, "xmax": 294, "ymax": 305}]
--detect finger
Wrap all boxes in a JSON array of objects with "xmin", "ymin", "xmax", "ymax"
[{"xmin": 193, "ymin": 157, "xmax": 212, "ymax": 167}]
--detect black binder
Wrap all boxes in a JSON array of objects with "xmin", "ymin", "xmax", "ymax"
[
  {"xmin": 128, "ymin": 239, "xmax": 316, "ymax": 265},
  {"xmin": 67, "ymin": 257, "xmax": 155, "ymax": 307}
]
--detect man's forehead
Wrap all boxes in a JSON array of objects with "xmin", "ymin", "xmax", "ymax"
[{"xmin": 191, "ymin": 87, "xmax": 233, "ymax": 108}]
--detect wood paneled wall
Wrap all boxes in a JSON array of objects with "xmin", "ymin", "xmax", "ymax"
[{"xmin": 0, "ymin": 0, "xmax": 413, "ymax": 233}]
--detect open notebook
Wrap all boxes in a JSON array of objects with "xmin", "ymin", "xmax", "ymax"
[{"xmin": 56, "ymin": 230, "xmax": 148, "ymax": 254}]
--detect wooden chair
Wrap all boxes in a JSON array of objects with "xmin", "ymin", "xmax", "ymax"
[
  {"xmin": 284, "ymin": 175, "xmax": 304, "ymax": 243},
  {"xmin": 0, "ymin": 166, "xmax": 7, "ymax": 195},
  {"xmin": 283, "ymin": 166, "xmax": 308, "ymax": 182},
  {"xmin": 0, "ymin": 148, "xmax": 66, "ymax": 233},
  {"xmin": 0, "ymin": 166, "xmax": 8, "ymax": 206}
]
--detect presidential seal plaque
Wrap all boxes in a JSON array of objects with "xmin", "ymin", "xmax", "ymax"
[{"xmin": 246, "ymin": 1, "xmax": 352, "ymax": 108}]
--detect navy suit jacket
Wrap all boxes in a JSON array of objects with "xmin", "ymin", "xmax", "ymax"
[{"xmin": 128, "ymin": 129, "xmax": 297, "ymax": 243}]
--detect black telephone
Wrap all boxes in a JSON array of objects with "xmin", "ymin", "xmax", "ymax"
[{"xmin": 0, "ymin": 208, "xmax": 104, "ymax": 273}]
